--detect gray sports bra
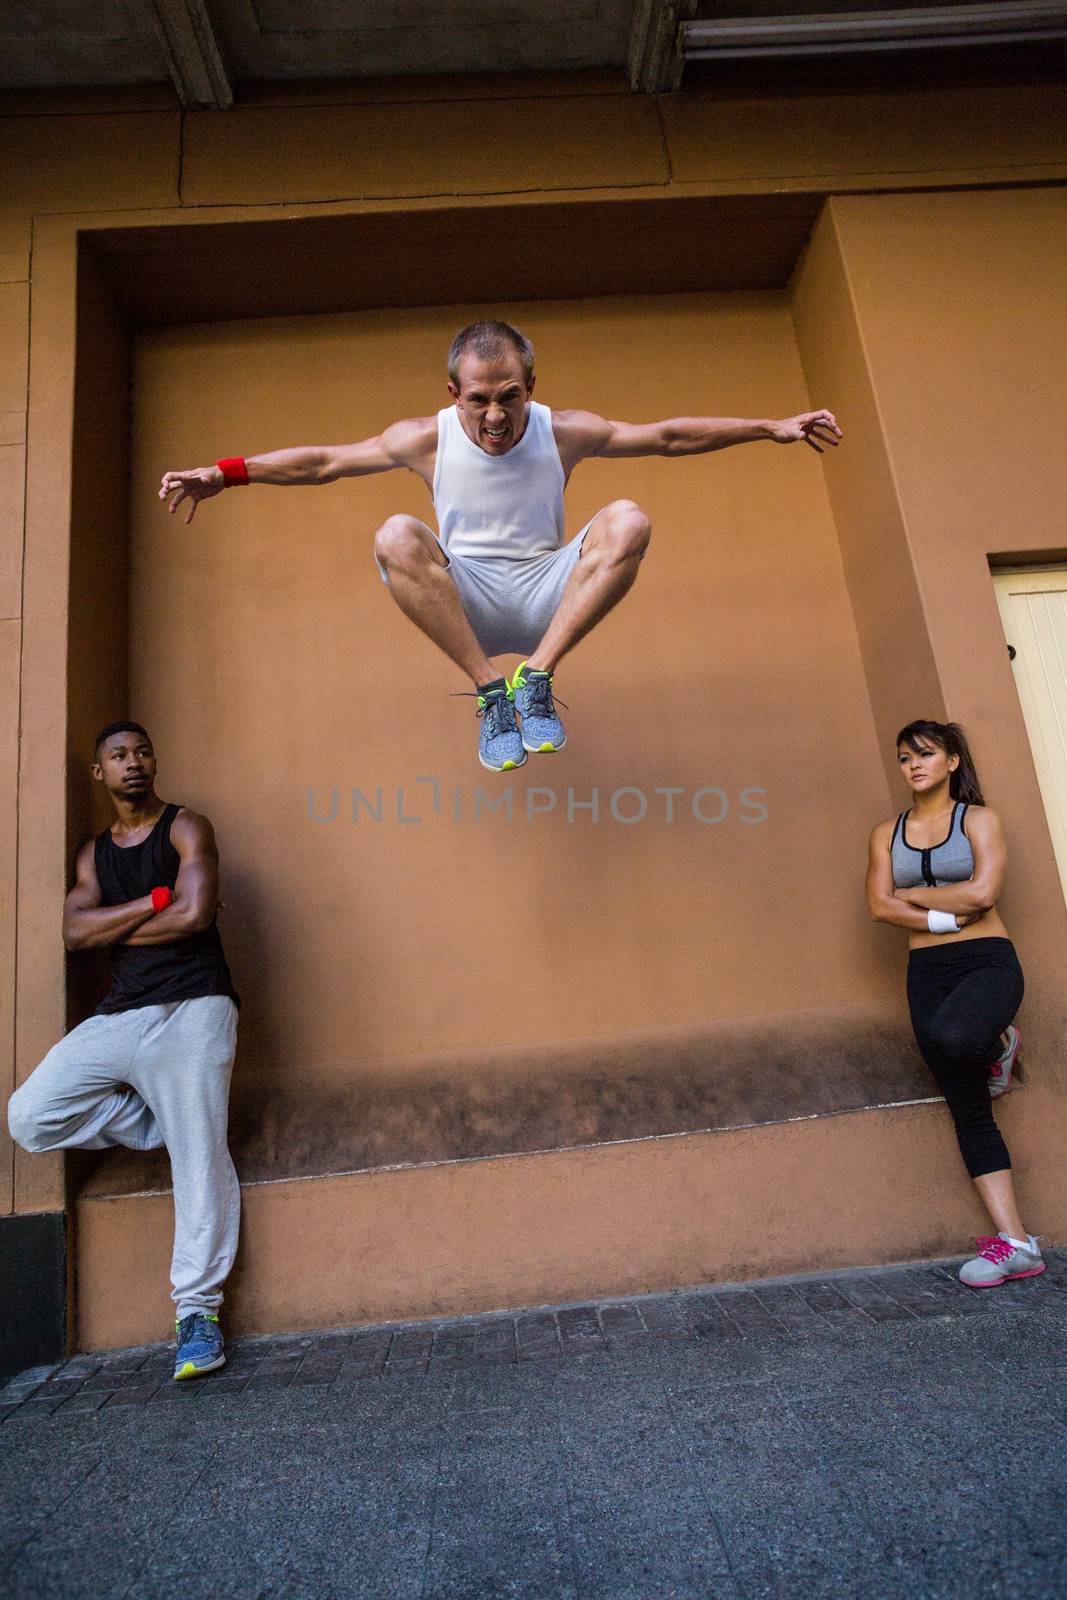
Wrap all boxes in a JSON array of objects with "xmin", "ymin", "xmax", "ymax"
[{"xmin": 891, "ymin": 801, "xmax": 975, "ymax": 889}]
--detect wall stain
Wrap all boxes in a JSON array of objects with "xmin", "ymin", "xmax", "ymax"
[{"xmin": 78, "ymin": 1000, "xmax": 940, "ymax": 1197}]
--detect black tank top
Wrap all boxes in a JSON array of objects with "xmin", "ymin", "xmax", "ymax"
[{"xmin": 93, "ymin": 802, "xmax": 240, "ymax": 1015}]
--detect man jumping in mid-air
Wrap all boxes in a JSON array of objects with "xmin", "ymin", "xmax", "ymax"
[{"xmin": 160, "ymin": 320, "xmax": 841, "ymax": 772}]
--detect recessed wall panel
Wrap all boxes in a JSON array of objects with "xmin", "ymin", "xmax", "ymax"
[{"xmin": 128, "ymin": 289, "xmax": 893, "ymax": 1146}]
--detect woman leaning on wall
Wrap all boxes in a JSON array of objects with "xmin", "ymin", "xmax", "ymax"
[{"xmin": 865, "ymin": 719, "xmax": 1043, "ymax": 1288}]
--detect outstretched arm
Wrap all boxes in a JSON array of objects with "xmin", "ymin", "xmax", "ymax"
[
  {"xmin": 124, "ymin": 811, "xmax": 222, "ymax": 946},
  {"xmin": 159, "ymin": 416, "xmax": 436, "ymax": 524},
  {"xmin": 554, "ymin": 408, "xmax": 841, "ymax": 472}
]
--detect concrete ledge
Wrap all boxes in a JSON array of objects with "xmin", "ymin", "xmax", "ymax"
[{"xmin": 76, "ymin": 1093, "xmax": 1002, "ymax": 1350}]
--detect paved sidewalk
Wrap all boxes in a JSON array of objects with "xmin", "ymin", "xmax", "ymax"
[{"xmin": 2, "ymin": 1252, "xmax": 1066, "ymax": 1598}]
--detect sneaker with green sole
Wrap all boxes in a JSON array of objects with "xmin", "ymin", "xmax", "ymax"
[
  {"xmin": 174, "ymin": 1312, "xmax": 225, "ymax": 1379},
  {"xmin": 511, "ymin": 661, "xmax": 566, "ymax": 753},
  {"xmin": 474, "ymin": 679, "xmax": 526, "ymax": 772}
]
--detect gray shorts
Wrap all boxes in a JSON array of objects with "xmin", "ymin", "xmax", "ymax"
[{"xmin": 376, "ymin": 518, "xmax": 596, "ymax": 658}]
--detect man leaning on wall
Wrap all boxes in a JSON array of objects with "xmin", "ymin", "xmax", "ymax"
[{"xmin": 7, "ymin": 722, "xmax": 241, "ymax": 1380}]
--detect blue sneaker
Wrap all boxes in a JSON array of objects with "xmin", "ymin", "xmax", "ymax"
[
  {"xmin": 475, "ymin": 679, "xmax": 526, "ymax": 772},
  {"xmin": 511, "ymin": 662, "xmax": 566, "ymax": 753},
  {"xmin": 174, "ymin": 1312, "xmax": 225, "ymax": 1380}
]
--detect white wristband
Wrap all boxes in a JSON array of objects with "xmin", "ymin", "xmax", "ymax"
[{"xmin": 927, "ymin": 909, "xmax": 959, "ymax": 935}]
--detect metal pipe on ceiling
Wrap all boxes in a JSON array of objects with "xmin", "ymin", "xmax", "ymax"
[{"xmin": 680, "ymin": 4, "xmax": 1067, "ymax": 60}]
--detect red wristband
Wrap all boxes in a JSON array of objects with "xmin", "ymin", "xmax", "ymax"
[
  {"xmin": 216, "ymin": 457, "xmax": 249, "ymax": 487},
  {"xmin": 151, "ymin": 886, "xmax": 172, "ymax": 914}
]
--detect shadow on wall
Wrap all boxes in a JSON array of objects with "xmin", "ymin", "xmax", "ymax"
[{"xmin": 80, "ymin": 999, "xmax": 932, "ymax": 1196}]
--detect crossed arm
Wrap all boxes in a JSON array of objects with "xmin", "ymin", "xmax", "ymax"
[
  {"xmin": 865, "ymin": 808, "xmax": 1006, "ymax": 931},
  {"xmin": 159, "ymin": 408, "xmax": 841, "ymax": 523},
  {"xmin": 63, "ymin": 812, "xmax": 221, "ymax": 951}
]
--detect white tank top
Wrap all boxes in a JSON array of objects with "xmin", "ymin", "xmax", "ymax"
[{"xmin": 432, "ymin": 400, "xmax": 565, "ymax": 561}]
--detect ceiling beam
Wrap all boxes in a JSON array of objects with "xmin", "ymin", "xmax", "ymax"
[
  {"xmin": 629, "ymin": 0, "xmax": 699, "ymax": 93},
  {"xmin": 146, "ymin": 0, "xmax": 234, "ymax": 110}
]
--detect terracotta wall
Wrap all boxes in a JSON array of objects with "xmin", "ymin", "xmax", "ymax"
[
  {"xmin": 791, "ymin": 190, "xmax": 1067, "ymax": 1227},
  {"xmin": 2, "ymin": 72, "xmax": 1066, "ymax": 1348},
  {"xmin": 4, "ymin": 73, "xmax": 1066, "ymax": 1166},
  {"xmin": 844, "ymin": 189, "xmax": 1067, "ymax": 1035},
  {"xmin": 790, "ymin": 211, "xmax": 947, "ymax": 794},
  {"xmin": 127, "ymin": 291, "xmax": 894, "ymax": 1097},
  {"xmin": 0, "ymin": 219, "xmax": 28, "ymax": 1217},
  {"xmin": 795, "ymin": 190, "xmax": 1067, "ymax": 990}
]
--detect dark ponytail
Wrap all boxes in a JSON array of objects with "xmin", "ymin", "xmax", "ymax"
[{"xmin": 895, "ymin": 719, "xmax": 985, "ymax": 806}]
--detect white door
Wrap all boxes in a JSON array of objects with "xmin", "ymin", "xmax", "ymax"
[{"xmin": 993, "ymin": 567, "xmax": 1067, "ymax": 905}]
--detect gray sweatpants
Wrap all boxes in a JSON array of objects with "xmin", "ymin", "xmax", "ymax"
[{"xmin": 8, "ymin": 995, "xmax": 240, "ymax": 1322}]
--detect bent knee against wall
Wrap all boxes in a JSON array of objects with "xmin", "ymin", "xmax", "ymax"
[
  {"xmin": 7, "ymin": 1084, "xmax": 45, "ymax": 1152},
  {"xmin": 926, "ymin": 1021, "xmax": 995, "ymax": 1072}
]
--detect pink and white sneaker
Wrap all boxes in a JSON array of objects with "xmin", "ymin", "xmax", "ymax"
[
  {"xmin": 988, "ymin": 1024, "xmax": 1022, "ymax": 1099},
  {"xmin": 959, "ymin": 1234, "xmax": 1045, "ymax": 1289}
]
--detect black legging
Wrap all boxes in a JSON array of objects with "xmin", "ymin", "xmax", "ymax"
[{"xmin": 906, "ymin": 936, "xmax": 1024, "ymax": 1179}]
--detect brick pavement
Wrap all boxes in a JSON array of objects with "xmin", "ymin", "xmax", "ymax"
[
  {"xmin": 8, "ymin": 1252, "xmax": 1063, "ymax": 1421},
  {"xmin": 2, "ymin": 1251, "xmax": 1066, "ymax": 1598}
]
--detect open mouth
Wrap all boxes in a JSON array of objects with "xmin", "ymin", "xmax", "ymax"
[{"xmin": 483, "ymin": 427, "xmax": 508, "ymax": 444}]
